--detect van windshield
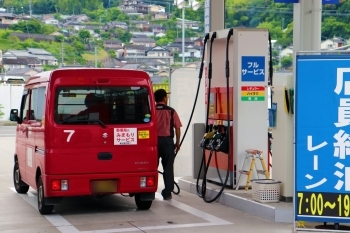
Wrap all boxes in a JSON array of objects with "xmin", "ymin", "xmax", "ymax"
[{"xmin": 55, "ymin": 86, "xmax": 151, "ymax": 125}]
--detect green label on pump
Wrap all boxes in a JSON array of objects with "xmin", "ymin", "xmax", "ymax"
[{"xmin": 241, "ymin": 96, "xmax": 265, "ymax": 101}]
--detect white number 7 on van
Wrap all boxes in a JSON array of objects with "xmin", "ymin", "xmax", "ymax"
[{"xmin": 63, "ymin": 130, "xmax": 75, "ymax": 142}]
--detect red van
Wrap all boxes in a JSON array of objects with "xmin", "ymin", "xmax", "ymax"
[{"xmin": 10, "ymin": 68, "xmax": 158, "ymax": 214}]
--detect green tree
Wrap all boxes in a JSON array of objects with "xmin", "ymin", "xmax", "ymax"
[
  {"xmin": 281, "ymin": 56, "xmax": 292, "ymax": 68},
  {"xmin": 10, "ymin": 19, "xmax": 41, "ymax": 34},
  {"xmin": 257, "ymin": 21, "xmax": 283, "ymax": 39},
  {"xmin": 55, "ymin": 35, "xmax": 65, "ymax": 42},
  {"xmin": 322, "ymin": 17, "xmax": 350, "ymax": 39},
  {"xmin": 108, "ymin": 49, "xmax": 116, "ymax": 58},
  {"xmin": 72, "ymin": 41, "xmax": 85, "ymax": 54},
  {"xmin": 32, "ymin": 0, "xmax": 56, "ymax": 14},
  {"xmin": 78, "ymin": 30, "xmax": 91, "ymax": 42}
]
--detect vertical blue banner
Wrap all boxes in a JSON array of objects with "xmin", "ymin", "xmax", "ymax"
[{"xmin": 295, "ymin": 54, "xmax": 350, "ymax": 223}]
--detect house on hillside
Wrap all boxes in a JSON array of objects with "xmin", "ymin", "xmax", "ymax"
[
  {"xmin": 280, "ymin": 46, "xmax": 293, "ymax": 58},
  {"xmin": 131, "ymin": 31, "xmax": 154, "ymax": 37},
  {"xmin": 179, "ymin": 45, "xmax": 202, "ymax": 60},
  {"xmin": 149, "ymin": 5, "xmax": 166, "ymax": 13},
  {"xmin": 174, "ymin": 38, "xmax": 193, "ymax": 46},
  {"xmin": 64, "ymin": 14, "xmax": 89, "ymax": 23},
  {"xmin": 150, "ymin": 24, "xmax": 164, "ymax": 33},
  {"xmin": 5, "ymin": 67, "xmax": 40, "ymax": 77},
  {"xmin": 124, "ymin": 45, "xmax": 147, "ymax": 57},
  {"xmin": 105, "ymin": 21, "xmax": 128, "ymax": 30},
  {"xmin": 119, "ymin": 3, "xmax": 150, "ymax": 15},
  {"xmin": 145, "ymin": 46, "xmax": 172, "ymax": 57},
  {"xmin": 2, "ymin": 57, "xmax": 41, "ymax": 71},
  {"xmin": 0, "ymin": 13, "xmax": 16, "ymax": 24},
  {"xmin": 176, "ymin": 19, "xmax": 200, "ymax": 30},
  {"xmin": 104, "ymin": 40, "xmax": 123, "ymax": 50},
  {"xmin": 152, "ymin": 12, "xmax": 169, "ymax": 20},
  {"xmin": 321, "ymin": 37, "xmax": 347, "ymax": 50},
  {"xmin": 43, "ymin": 15, "xmax": 59, "ymax": 25},
  {"xmin": 3, "ymin": 48, "xmax": 58, "ymax": 66},
  {"xmin": 130, "ymin": 20, "xmax": 150, "ymax": 31},
  {"xmin": 130, "ymin": 38, "xmax": 156, "ymax": 47},
  {"xmin": 167, "ymin": 43, "xmax": 182, "ymax": 53},
  {"xmin": 193, "ymin": 38, "xmax": 204, "ymax": 47}
]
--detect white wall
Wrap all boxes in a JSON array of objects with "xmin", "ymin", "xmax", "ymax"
[
  {"xmin": 169, "ymin": 68, "xmax": 205, "ymax": 177},
  {"xmin": 0, "ymin": 85, "xmax": 24, "ymax": 120}
]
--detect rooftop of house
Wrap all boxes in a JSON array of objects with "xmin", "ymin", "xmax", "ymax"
[
  {"xmin": 104, "ymin": 39, "xmax": 122, "ymax": 44},
  {"xmin": 125, "ymin": 45, "xmax": 147, "ymax": 50},
  {"xmin": 0, "ymin": 13, "xmax": 16, "ymax": 18},
  {"xmin": 3, "ymin": 57, "xmax": 41, "ymax": 65},
  {"xmin": 5, "ymin": 67, "xmax": 39, "ymax": 75},
  {"xmin": 131, "ymin": 38, "xmax": 156, "ymax": 43}
]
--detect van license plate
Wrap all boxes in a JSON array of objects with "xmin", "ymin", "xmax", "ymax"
[{"xmin": 91, "ymin": 180, "xmax": 117, "ymax": 193}]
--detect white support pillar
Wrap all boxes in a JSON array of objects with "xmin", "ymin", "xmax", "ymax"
[
  {"xmin": 273, "ymin": 0, "xmax": 322, "ymax": 201},
  {"xmin": 293, "ymin": 0, "xmax": 322, "ymax": 52}
]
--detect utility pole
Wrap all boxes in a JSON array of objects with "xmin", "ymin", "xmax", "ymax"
[
  {"xmin": 29, "ymin": 0, "xmax": 32, "ymax": 17},
  {"xmin": 182, "ymin": 7, "xmax": 185, "ymax": 67},
  {"xmin": 61, "ymin": 41, "xmax": 64, "ymax": 67},
  {"xmin": 94, "ymin": 47, "xmax": 97, "ymax": 68}
]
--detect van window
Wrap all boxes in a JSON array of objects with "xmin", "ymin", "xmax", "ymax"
[
  {"xmin": 31, "ymin": 88, "xmax": 38, "ymax": 120},
  {"xmin": 55, "ymin": 86, "xmax": 151, "ymax": 125},
  {"xmin": 36, "ymin": 87, "xmax": 46, "ymax": 121},
  {"xmin": 20, "ymin": 90, "xmax": 30, "ymax": 121}
]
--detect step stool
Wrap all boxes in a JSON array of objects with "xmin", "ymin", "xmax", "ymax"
[{"xmin": 235, "ymin": 149, "xmax": 270, "ymax": 192}]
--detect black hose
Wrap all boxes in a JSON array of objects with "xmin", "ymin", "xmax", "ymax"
[
  {"xmin": 268, "ymin": 32, "xmax": 273, "ymax": 87},
  {"xmin": 195, "ymin": 29, "xmax": 233, "ymax": 203},
  {"xmin": 158, "ymin": 33, "xmax": 211, "ymax": 195},
  {"xmin": 196, "ymin": 32, "xmax": 216, "ymax": 199}
]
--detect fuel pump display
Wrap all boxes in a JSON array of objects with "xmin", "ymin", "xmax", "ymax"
[{"xmin": 195, "ymin": 28, "xmax": 270, "ymax": 202}]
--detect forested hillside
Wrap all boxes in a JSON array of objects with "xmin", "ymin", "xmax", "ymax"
[{"xmin": 3, "ymin": 0, "xmax": 350, "ymax": 44}]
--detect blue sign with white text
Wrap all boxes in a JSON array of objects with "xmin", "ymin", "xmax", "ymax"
[
  {"xmin": 241, "ymin": 56, "xmax": 265, "ymax": 82},
  {"xmin": 296, "ymin": 55, "xmax": 350, "ymax": 224}
]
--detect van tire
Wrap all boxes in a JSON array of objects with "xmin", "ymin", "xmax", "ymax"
[
  {"xmin": 13, "ymin": 162, "xmax": 29, "ymax": 194},
  {"xmin": 135, "ymin": 194, "xmax": 152, "ymax": 210},
  {"xmin": 37, "ymin": 176, "xmax": 54, "ymax": 215}
]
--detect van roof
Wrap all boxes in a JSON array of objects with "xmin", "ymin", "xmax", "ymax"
[{"xmin": 25, "ymin": 68, "xmax": 149, "ymax": 86}]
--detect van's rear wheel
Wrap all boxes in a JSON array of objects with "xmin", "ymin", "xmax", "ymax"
[
  {"xmin": 13, "ymin": 162, "xmax": 29, "ymax": 194},
  {"xmin": 37, "ymin": 176, "xmax": 54, "ymax": 215},
  {"xmin": 135, "ymin": 194, "xmax": 152, "ymax": 210}
]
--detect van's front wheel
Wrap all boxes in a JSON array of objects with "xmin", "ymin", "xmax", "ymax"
[
  {"xmin": 37, "ymin": 176, "xmax": 54, "ymax": 215},
  {"xmin": 13, "ymin": 162, "xmax": 29, "ymax": 194},
  {"xmin": 135, "ymin": 194, "xmax": 152, "ymax": 210}
]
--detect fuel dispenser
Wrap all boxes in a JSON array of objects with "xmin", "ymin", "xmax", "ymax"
[{"xmin": 197, "ymin": 28, "xmax": 270, "ymax": 195}]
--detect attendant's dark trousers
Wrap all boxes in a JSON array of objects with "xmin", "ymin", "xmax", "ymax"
[{"xmin": 158, "ymin": 137, "xmax": 175, "ymax": 198}]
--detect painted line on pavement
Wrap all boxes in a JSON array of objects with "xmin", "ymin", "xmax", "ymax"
[
  {"xmin": 10, "ymin": 188, "xmax": 80, "ymax": 233},
  {"xmin": 10, "ymin": 188, "xmax": 232, "ymax": 233}
]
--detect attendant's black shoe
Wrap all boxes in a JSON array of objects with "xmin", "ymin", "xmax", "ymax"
[{"xmin": 163, "ymin": 194, "xmax": 172, "ymax": 200}]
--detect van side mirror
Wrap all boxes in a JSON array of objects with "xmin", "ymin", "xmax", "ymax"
[{"xmin": 9, "ymin": 109, "xmax": 19, "ymax": 122}]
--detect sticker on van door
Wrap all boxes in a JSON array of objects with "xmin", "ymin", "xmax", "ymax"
[
  {"xmin": 114, "ymin": 128, "xmax": 137, "ymax": 145},
  {"xmin": 27, "ymin": 147, "xmax": 33, "ymax": 167}
]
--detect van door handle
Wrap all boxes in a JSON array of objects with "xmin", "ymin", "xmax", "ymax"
[{"xmin": 98, "ymin": 152, "xmax": 112, "ymax": 160}]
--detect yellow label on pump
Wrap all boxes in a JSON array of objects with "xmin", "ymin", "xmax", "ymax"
[{"xmin": 138, "ymin": 130, "xmax": 149, "ymax": 139}]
